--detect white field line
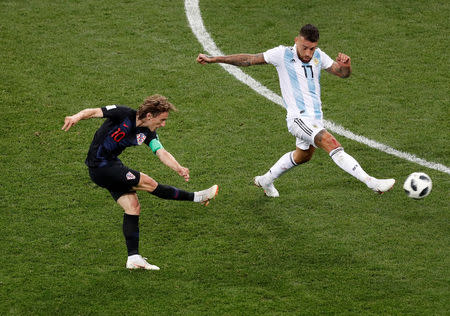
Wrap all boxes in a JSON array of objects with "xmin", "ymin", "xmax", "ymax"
[{"xmin": 185, "ymin": 0, "xmax": 450, "ymax": 175}]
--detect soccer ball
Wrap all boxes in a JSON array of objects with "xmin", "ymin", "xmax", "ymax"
[{"xmin": 403, "ymin": 172, "xmax": 432, "ymax": 199}]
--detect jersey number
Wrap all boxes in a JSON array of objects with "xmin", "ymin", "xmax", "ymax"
[
  {"xmin": 302, "ymin": 65, "xmax": 314, "ymax": 78},
  {"xmin": 111, "ymin": 128, "xmax": 125, "ymax": 142}
]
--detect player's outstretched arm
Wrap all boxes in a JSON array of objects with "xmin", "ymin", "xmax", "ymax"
[
  {"xmin": 326, "ymin": 52, "xmax": 352, "ymax": 78},
  {"xmin": 196, "ymin": 53, "xmax": 266, "ymax": 67},
  {"xmin": 156, "ymin": 148, "xmax": 190, "ymax": 182},
  {"xmin": 62, "ymin": 108, "xmax": 103, "ymax": 131}
]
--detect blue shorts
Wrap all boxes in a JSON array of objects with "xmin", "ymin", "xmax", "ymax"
[{"xmin": 88, "ymin": 162, "xmax": 141, "ymax": 201}]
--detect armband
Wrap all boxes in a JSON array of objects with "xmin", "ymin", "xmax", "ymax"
[{"xmin": 149, "ymin": 139, "xmax": 163, "ymax": 154}]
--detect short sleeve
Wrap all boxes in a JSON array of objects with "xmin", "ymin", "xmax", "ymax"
[
  {"xmin": 318, "ymin": 49, "xmax": 334, "ymax": 70},
  {"xmin": 263, "ymin": 45, "xmax": 286, "ymax": 67},
  {"xmin": 101, "ymin": 105, "xmax": 133, "ymax": 121}
]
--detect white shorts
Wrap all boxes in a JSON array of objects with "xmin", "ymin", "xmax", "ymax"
[{"xmin": 287, "ymin": 117, "xmax": 325, "ymax": 150}]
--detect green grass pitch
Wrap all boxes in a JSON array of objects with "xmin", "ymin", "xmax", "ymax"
[{"xmin": 0, "ymin": 0, "xmax": 448, "ymax": 314}]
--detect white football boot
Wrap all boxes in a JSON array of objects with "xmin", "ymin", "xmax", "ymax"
[
  {"xmin": 195, "ymin": 185, "xmax": 219, "ymax": 206},
  {"xmin": 369, "ymin": 178, "xmax": 396, "ymax": 194},
  {"xmin": 126, "ymin": 254, "xmax": 160, "ymax": 271},
  {"xmin": 254, "ymin": 175, "xmax": 279, "ymax": 198}
]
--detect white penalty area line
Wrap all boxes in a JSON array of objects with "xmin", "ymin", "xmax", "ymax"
[{"xmin": 185, "ymin": 0, "xmax": 450, "ymax": 175}]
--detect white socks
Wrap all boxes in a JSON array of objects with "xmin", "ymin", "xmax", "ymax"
[
  {"xmin": 262, "ymin": 148, "xmax": 374, "ymax": 188},
  {"xmin": 263, "ymin": 151, "xmax": 297, "ymax": 183},
  {"xmin": 330, "ymin": 147, "xmax": 373, "ymax": 186}
]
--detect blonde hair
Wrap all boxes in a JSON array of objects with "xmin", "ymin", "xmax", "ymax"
[{"xmin": 137, "ymin": 94, "xmax": 177, "ymax": 119}]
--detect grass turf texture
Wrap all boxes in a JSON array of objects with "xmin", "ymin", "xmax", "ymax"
[{"xmin": 0, "ymin": 0, "xmax": 449, "ymax": 314}]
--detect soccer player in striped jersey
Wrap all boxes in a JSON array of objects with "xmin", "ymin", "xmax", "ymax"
[
  {"xmin": 197, "ymin": 24, "xmax": 395, "ymax": 197},
  {"xmin": 62, "ymin": 95, "xmax": 218, "ymax": 270}
]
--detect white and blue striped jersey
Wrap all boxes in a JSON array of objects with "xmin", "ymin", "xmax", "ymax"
[{"xmin": 263, "ymin": 44, "xmax": 334, "ymax": 121}]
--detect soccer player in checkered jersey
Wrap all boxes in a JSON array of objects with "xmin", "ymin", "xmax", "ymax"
[
  {"xmin": 62, "ymin": 95, "xmax": 218, "ymax": 270},
  {"xmin": 197, "ymin": 24, "xmax": 395, "ymax": 197}
]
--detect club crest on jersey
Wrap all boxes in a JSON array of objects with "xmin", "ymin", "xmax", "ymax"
[
  {"xmin": 313, "ymin": 57, "xmax": 319, "ymax": 66},
  {"xmin": 126, "ymin": 172, "xmax": 136, "ymax": 180},
  {"xmin": 136, "ymin": 133, "xmax": 146, "ymax": 145}
]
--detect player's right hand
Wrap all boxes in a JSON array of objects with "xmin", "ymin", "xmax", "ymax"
[{"xmin": 196, "ymin": 53, "xmax": 212, "ymax": 64}]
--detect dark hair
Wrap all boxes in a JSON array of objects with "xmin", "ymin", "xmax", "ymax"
[
  {"xmin": 299, "ymin": 24, "xmax": 319, "ymax": 42},
  {"xmin": 137, "ymin": 94, "xmax": 177, "ymax": 119}
]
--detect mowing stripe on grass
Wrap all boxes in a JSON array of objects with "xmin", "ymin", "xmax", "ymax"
[{"xmin": 185, "ymin": 0, "xmax": 450, "ymax": 175}]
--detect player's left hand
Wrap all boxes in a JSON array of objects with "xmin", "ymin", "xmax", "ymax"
[
  {"xmin": 336, "ymin": 53, "xmax": 351, "ymax": 68},
  {"xmin": 178, "ymin": 167, "xmax": 190, "ymax": 182},
  {"xmin": 62, "ymin": 115, "xmax": 79, "ymax": 131}
]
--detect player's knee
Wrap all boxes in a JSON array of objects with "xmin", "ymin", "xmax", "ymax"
[
  {"xmin": 123, "ymin": 199, "xmax": 141, "ymax": 215},
  {"xmin": 130, "ymin": 202, "xmax": 141, "ymax": 214},
  {"xmin": 303, "ymin": 152, "xmax": 313, "ymax": 163},
  {"xmin": 294, "ymin": 153, "xmax": 312, "ymax": 164},
  {"xmin": 318, "ymin": 132, "xmax": 341, "ymax": 152},
  {"xmin": 139, "ymin": 173, "xmax": 158, "ymax": 192},
  {"xmin": 293, "ymin": 147, "xmax": 314, "ymax": 164}
]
